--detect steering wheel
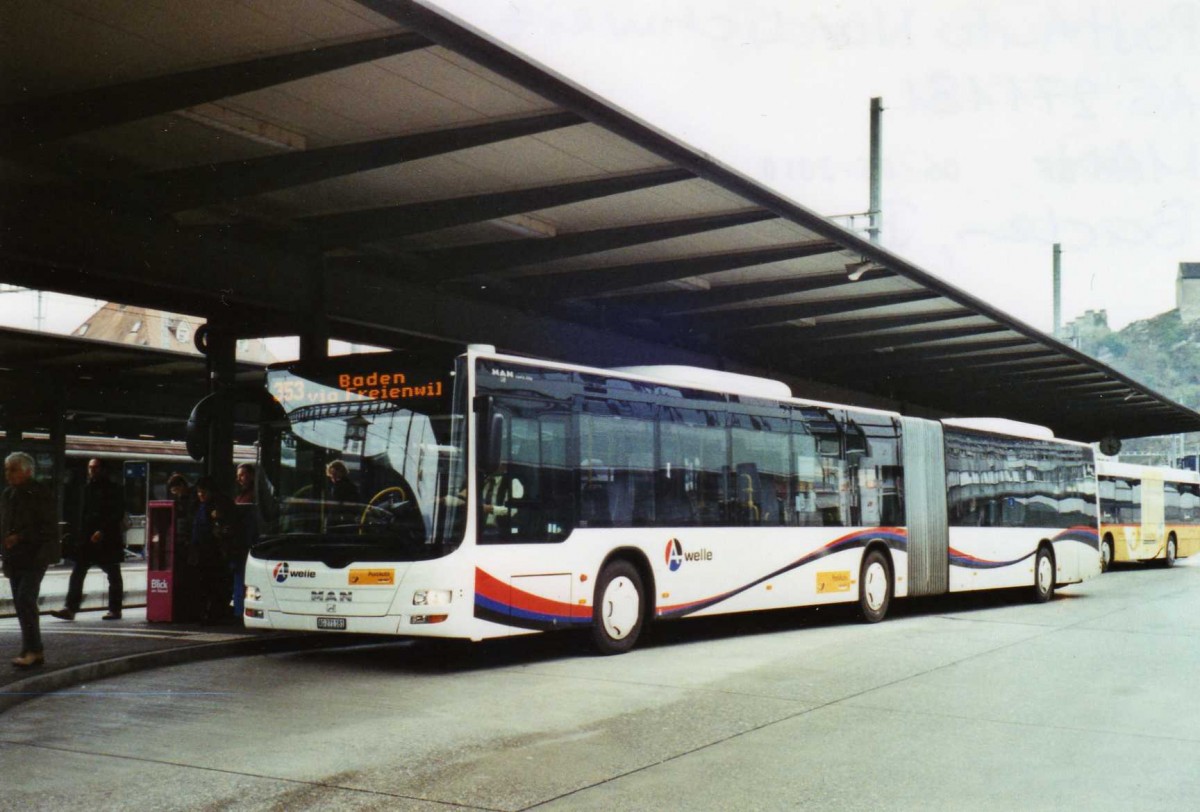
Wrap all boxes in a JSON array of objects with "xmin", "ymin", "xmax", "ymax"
[
  {"xmin": 359, "ymin": 485, "xmax": 409, "ymax": 527},
  {"xmin": 279, "ymin": 484, "xmax": 316, "ymax": 533},
  {"xmin": 358, "ymin": 485, "xmax": 425, "ymax": 541}
]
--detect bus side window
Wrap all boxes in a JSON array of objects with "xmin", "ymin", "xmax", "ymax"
[
  {"xmin": 580, "ymin": 405, "xmax": 655, "ymax": 529},
  {"xmin": 730, "ymin": 410, "xmax": 790, "ymax": 527},
  {"xmin": 658, "ymin": 405, "xmax": 726, "ymax": 527},
  {"xmin": 479, "ymin": 397, "xmax": 573, "ymax": 543}
]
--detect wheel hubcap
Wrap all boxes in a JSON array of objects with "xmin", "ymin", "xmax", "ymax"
[
  {"xmin": 864, "ymin": 561, "xmax": 887, "ymax": 611},
  {"xmin": 1102, "ymin": 543, "xmax": 1111, "ymax": 569},
  {"xmin": 601, "ymin": 576, "xmax": 640, "ymax": 640},
  {"xmin": 1038, "ymin": 555, "xmax": 1053, "ymax": 592}
]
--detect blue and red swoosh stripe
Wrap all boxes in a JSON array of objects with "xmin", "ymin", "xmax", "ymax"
[
  {"xmin": 474, "ymin": 567, "xmax": 592, "ymax": 631},
  {"xmin": 949, "ymin": 525, "xmax": 1099, "ymax": 570},
  {"xmin": 657, "ymin": 528, "xmax": 907, "ymax": 619},
  {"xmin": 475, "ymin": 529, "xmax": 906, "ymax": 628}
]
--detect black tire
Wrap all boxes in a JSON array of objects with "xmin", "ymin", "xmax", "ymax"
[
  {"xmin": 591, "ymin": 560, "xmax": 645, "ymax": 655},
  {"xmin": 1100, "ymin": 535, "xmax": 1113, "ymax": 574},
  {"xmin": 1164, "ymin": 535, "xmax": 1177, "ymax": 569},
  {"xmin": 858, "ymin": 549, "xmax": 892, "ymax": 623},
  {"xmin": 1032, "ymin": 546, "xmax": 1055, "ymax": 603}
]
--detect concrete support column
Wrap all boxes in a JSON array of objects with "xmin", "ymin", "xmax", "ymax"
[
  {"xmin": 300, "ymin": 259, "xmax": 330, "ymax": 362},
  {"xmin": 204, "ymin": 327, "xmax": 237, "ymax": 495}
]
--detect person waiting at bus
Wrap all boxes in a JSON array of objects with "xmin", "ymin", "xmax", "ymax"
[
  {"xmin": 191, "ymin": 476, "xmax": 238, "ymax": 625},
  {"xmin": 234, "ymin": 463, "xmax": 255, "ymax": 505},
  {"xmin": 52, "ymin": 459, "xmax": 126, "ymax": 622},
  {"xmin": 3, "ymin": 452, "xmax": 58, "ymax": 668},
  {"xmin": 167, "ymin": 473, "xmax": 202, "ymax": 621}
]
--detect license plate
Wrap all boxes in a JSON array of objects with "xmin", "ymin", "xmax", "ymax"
[{"xmin": 316, "ymin": 617, "xmax": 347, "ymax": 630}]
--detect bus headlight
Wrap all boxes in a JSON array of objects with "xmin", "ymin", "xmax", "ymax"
[
  {"xmin": 413, "ymin": 589, "xmax": 452, "ymax": 606},
  {"xmin": 244, "ymin": 585, "xmax": 262, "ymax": 602}
]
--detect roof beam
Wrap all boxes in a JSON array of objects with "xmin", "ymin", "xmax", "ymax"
[
  {"xmin": 531, "ymin": 241, "xmax": 842, "ymax": 300},
  {"xmin": 799, "ymin": 324, "xmax": 1014, "ymax": 365},
  {"xmin": 137, "ymin": 111, "xmax": 581, "ymax": 212},
  {"xmin": 675, "ymin": 289, "xmax": 941, "ymax": 332},
  {"xmin": 763, "ymin": 337, "xmax": 1042, "ymax": 386},
  {"xmin": 1053, "ymin": 380, "xmax": 1131, "ymax": 393},
  {"xmin": 749, "ymin": 309, "xmax": 975, "ymax": 345},
  {"xmin": 846, "ymin": 346, "xmax": 1060, "ymax": 378},
  {"xmin": 799, "ymin": 337, "xmax": 1039, "ymax": 377},
  {"xmin": 2, "ymin": 31, "xmax": 431, "ymax": 155},
  {"xmin": 300, "ymin": 166, "xmax": 692, "ymax": 248},
  {"xmin": 414, "ymin": 208, "xmax": 778, "ymax": 280},
  {"xmin": 607, "ymin": 268, "xmax": 893, "ymax": 315}
]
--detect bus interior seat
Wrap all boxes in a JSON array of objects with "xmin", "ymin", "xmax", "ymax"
[{"xmin": 608, "ymin": 472, "xmax": 635, "ymax": 527}]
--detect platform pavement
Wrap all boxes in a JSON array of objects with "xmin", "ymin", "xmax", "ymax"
[
  {"xmin": 1, "ymin": 564, "xmax": 368, "ymax": 715},
  {"xmin": 0, "ymin": 561, "xmax": 149, "ymax": 618}
]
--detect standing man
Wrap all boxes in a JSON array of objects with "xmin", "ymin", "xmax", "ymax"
[
  {"xmin": 234, "ymin": 463, "xmax": 255, "ymax": 505},
  {"xmin": 231, "ymin": 463, "xmax": 258, "ymax": 619},
  {"xmin": 52, "ymin": 459, "xmax": 126, "ymax": 621},
  {"xmin": 2, "ymin": 452, "xmax": 58, "ymax": 668}
]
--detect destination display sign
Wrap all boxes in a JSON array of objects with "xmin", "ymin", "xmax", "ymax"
[{"xmin": 268, "ymin": 351, "xmax": 455, "ymax": 413}]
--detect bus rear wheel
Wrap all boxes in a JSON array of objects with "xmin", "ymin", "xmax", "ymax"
[
  {"xmin": 1032, "ymin": 546, "xmax": 1055, "ymax": 603},
  {"xmin": 591, "ymin": 560, "xmax": 645, "ymax": 655},
  {"xmin": 858, "ymin": 549, "xmax": 892, "ymax": 623},
  {"xmin": 1164, "ymin": 536, "xmax": 1177, "ymax": 568}
]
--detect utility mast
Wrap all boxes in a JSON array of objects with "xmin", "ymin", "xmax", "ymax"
[{"xmin": 868, "ymin": 97, "xmax": 883, "ymax": 244}]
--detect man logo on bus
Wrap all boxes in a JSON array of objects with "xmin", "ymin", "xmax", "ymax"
[
  {"xmin": 273, "ymin": 562, "xmax": 290, "ymax": 583},
  {"xmin": 665, "ymin": 538, "xmax": 684, "ymax": 572}
]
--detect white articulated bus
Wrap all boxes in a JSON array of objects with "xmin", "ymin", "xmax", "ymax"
[
  {"xmin": 239, "ymin": 345, "xmax": 1100, "ymax": 653},
  {"xmin": 1097, "ymin": 460, "xmax": 1200, "ymax": 570}
]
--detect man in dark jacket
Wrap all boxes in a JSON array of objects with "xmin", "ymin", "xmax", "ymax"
[
  {"xmin": 52, "ymin": 459, "xmax": 126, "ymax": 621},
  {"xmin": 2, "ymin": 451, "xmax": 59, "ymax": 668}
]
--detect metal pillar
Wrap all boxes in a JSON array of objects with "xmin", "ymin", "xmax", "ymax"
[
  {"xmin": 1052, "ymin": 243, "xmax": 1062, "ymax": 337},
  {"xmin": 868, "ymin": 97, "xmax": 883, "ymax": 244},
  {"xmin": 48, "ymin": 402, "xmax": 67, "ymax": 536}
]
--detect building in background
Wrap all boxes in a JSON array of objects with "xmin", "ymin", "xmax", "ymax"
[
  {"xmin": 1178, "ymin": 263, "xmax": 1200, "ymax": 325},
  {"xmin": 1060, "ymin": 309, "xmax": 1111, "ymax": 350},
  {"xmin": 73, "ymin": 304, "xmax": 276, "ymax": 364}
]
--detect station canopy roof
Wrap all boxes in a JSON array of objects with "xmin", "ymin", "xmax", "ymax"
[
  {"xmin": 2, "ymin": 0, "xmax": 1199, "ymax": 444},
  {"xmin": 0, "ymin": 326, "xmax": 262, "ymax": 442}
]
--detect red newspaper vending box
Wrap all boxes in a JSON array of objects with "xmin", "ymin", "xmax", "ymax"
[{"xmin": 146, "ymin": 500, "xmax": 175, "ymax": 622}]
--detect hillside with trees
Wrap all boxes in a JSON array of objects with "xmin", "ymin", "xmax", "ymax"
[{"xmin": 1071, "ymin": 309, "xmax": 1200, "ymax": 462}]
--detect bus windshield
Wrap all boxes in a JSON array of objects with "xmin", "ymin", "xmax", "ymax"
[{"xmin": 257, "ymin": 352, "xmax": 467, "ymax": 561}]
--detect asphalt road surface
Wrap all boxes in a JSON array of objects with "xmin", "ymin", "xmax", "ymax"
[{"xmin": 5, "ymin": 560, "xmax": 1200, "ymax": 811}]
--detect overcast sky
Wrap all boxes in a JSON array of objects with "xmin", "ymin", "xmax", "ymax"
[
  {"xmin": 428, "ymin": 0, "xmax": 1199, "ymax": 333},
  {"xmin": 4, "ymin": 0, "xmax": 1196, "ymax": 338}
]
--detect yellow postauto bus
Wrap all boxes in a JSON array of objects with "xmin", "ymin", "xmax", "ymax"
[{"xmin": 1097, "ymin": 461, "xmax": 1200, "ymax": 570}]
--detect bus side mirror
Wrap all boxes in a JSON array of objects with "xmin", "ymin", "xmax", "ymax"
[{"xmin": 475, "ymin": 396, "xmax": 506, "ymax": 471}]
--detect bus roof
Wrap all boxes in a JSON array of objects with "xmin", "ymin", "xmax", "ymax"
[
  {"xmin": 470, "ymin": 347, "xmax": 902, "ymax": 420},
  {"xmin": 942, "ymin": 417, "xmax": 1057, "ymax": 441},
  {"xmin": 1097, "ymin": 459, "xmax": 1200, "ymax": 483}
]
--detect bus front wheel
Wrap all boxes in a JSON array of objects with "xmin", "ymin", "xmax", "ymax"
[
  {"xmin": 1100, "ymin": 535, "xmax": 1113, "ymax": 574},
  {"xmin": 1032, "ymin": 546, "xmax": 1055, "ymax": 603},
  {"xmin": 858, "ymin": 549, "xmax": 892, "ymax": 623},
  {"xmin": 591, "ymin": 560, "xmax": 644, "ymax": 655}
]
